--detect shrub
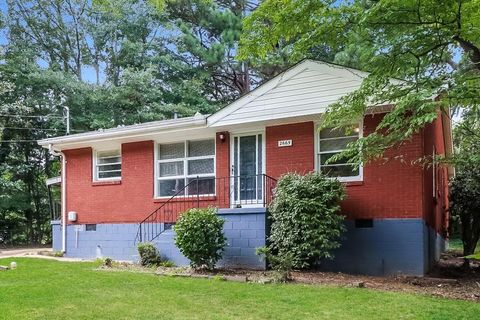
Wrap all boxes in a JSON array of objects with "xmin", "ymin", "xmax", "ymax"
[
  {"xmin": 267, "ymin": 172, "xmax": 346, "ymax": 269},
  {"xmin": 137, "ymin": 242, "xmax": 162, "ymax": 267},
  {"xmin": 174, "ymin": 208, "xmax": 227, "ymax": 269}
]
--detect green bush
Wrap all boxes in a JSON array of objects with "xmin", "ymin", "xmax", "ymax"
[
  {"xmin": 137, "ymin": 242, "xmax": 162, "ymax": 267},
  {"xmin": 266, "ymin": 172, "xmax": 346, "ymax": 269},
  {"xmin": 174, "ymin": 208, "xmax": 227, "ymax": 269}
]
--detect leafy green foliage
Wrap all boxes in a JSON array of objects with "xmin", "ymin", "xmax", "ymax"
[
  {"xmin": 453, "ymin": 109, "xmax": 480, "ymax": 168},
  {"xmin": 256, "ymin": 246, "xmax": 294, "ymax": 282},
  {"xmin": 266, "ymin": 172, "xmax": 346, "ymax": 269},
  {"xmin": 158, "ymin": 260, "xmax": 176, "ymax": 268},
  {"xmin": 240, "ymin": 0, "xmax": 480, "ymax": 164},
  {"xmin": 450, "ymin": 165, "xmax": 480, "ymax": 258},
  {"xmin": 137, "ymin": 242, "xmax": 162, "ymax": 267},
  {"xmin": 0, "ymin": 0, "xmax": 267, "ymax": 245},
  {"xmin": 174, "ymin": 208, "xmax": 227, "ymax": 269},
  {"xmin": 53, "ymin": 251, "xmax": 64, "ymax": 258},
  {"xmin": 448, "ymin": 109, "xmax": 480, "ymax": 262}
]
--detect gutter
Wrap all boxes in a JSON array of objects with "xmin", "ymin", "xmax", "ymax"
[
  {"xmin": 49, "ymin": 144, "xmax": 67, "ymax": 253},
  {"xmin": 38, "ymin": 114, "xmax": 208, "ymax": 149}
]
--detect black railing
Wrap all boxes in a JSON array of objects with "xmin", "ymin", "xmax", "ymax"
[{"xmin": 135, "ymin": 174, "xmax": 277, "ymax": 244}]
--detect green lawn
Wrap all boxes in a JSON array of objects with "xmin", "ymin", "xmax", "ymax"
[
  {"xmin": 448, "ymin": 238, "xmax": 480, "ymax": 254},
  {"xmin": 1, "ymin": 258, "xmax": 479, "ymax": 320},
  {"xmin": 448, "ymin": 238, "xmax": 465, "ymax": 252}
]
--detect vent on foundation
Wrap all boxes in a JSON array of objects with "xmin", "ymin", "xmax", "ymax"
[
  {"xmin": 86, "ymin": 224, "xmax": 97, "ymax": 231},
  {"xmin": 355, "ymin": 219, "xmax": 373, "ymax": 228}
]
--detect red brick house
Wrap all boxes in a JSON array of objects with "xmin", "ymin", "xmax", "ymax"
[{"xmin": 39, "ymin": 60, "xmax": 453, "ymax": 275}]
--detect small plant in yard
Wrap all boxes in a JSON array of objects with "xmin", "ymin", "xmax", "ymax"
[
  {"xmin": 53, "ymin": 251, "xmax": 64, "ymax": 257},
  {"xmin": 174, "ymin": 207, "xmax": 227, "ymax": 270},
  {"xmin": 137, "ymin": 242, "xmax": 162, "ymax": 267},
  {"xmin": 256, "ymin": 247, "xmax": 295, "ymax": 282},
  {"xmin": 103, "ymin": 257, "xmax": 113, "ymax": 268},
  {"xmin": 262, "ymin": 172, "xmax": 346, "ymax": 273},
  {"xmin": 158, "ymin": 260, "xmax": 176, "ymax": 268}
]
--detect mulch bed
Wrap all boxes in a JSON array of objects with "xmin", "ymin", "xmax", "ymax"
[{"xmin": 290, "ymin": 251, "xmax": 480, "ymax": 302}]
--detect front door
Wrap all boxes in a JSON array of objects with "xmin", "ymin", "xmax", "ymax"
[{"xmin": 231, "ymin": 133, "xmax": 264, "ymax": 206}]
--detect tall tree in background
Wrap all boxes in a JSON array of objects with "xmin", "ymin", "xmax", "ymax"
[
  {"xmin": 154, "ymin": 0, "xmax": 258, "ymax": 104},
  {"xmin": 0, "ymin": 0, "xmax": 265, "ymax": 244},
  {"xmin": 449, "ymin": 109, "xmax": 480, "ymax": 262},
  {"xmin": 240, "ymin": 0, "xmax": 480, "ymax": 164},
  {"xmin": 0, "ymin": 59, "xmax": 69, "ymax": 244}
]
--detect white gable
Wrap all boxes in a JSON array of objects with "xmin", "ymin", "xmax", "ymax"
[{"xmin": 207, "ymin": 60, "xmax": 368, "ymax": 127}]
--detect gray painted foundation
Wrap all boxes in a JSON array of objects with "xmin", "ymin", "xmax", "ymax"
[
  {"xmin": 319, "ymin": 219, "xmax": 446, "ymax": 276},
  {"xmin": 51, "ymin": 214, "xmax": 445, "ymax": 275},
  {"xmin": 51, "ymin": 220, "xmax": 62, "ymax": 252},
  {"xmin": 55, "ymin": 208, "xmax": 266, "ymax": 269},
  {"xmin": 427, "ymin": 227, "xmax": 446, "ymax": 268}
]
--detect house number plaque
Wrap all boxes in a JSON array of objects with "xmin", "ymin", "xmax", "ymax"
[{"xmin": 278, "ymin": 139, "xmax": 293, "ymax": 147}]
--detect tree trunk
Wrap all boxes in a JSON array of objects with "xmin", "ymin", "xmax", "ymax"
[{"xmin": 461, "ymin": 212, "xmax": 480, "ymax": 269}]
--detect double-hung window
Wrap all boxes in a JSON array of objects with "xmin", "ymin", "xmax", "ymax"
[
  {"xmin": 317, "ymin": 124, "xmax": 362, "ymax": 181},
  {"xmin": 157, "ymin": 139, "xmax": 215, "ymax": 197},
  {"xmin": 94, "ymin": 149, "xmax": 122, "ymax": 180}
]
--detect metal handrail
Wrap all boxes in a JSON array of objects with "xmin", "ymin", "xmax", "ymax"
[{"xmin": 135, "ymin": 174, "xmax": 277, "ymax": 244}]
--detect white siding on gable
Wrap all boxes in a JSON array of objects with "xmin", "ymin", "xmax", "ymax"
[{"xmin": 208, "ymin": 61, "xmax": 365, "ymax": 127}]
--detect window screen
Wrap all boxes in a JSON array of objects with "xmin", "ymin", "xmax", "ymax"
[
  {"xmin": 157, "ymin": 140, "xmax": 215, "ymax": 197},
  {"xmin": 95, "ymin": 150, "xmax": 121, "ymax": 180},
  {"xmin": 318, "ymin": 125, "xmax": 360, "ymax": 179}
]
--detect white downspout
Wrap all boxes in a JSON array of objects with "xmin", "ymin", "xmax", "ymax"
[{"xmin": 49, "ymin": 144, "xmax": 67, "ymax": 253}]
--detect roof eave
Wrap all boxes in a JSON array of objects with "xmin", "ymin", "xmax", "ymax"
[{"xmin": 38, "ymin": 116, "xmax": 207, "ymax": 150}]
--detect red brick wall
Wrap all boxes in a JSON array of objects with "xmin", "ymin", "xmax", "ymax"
[
  {"xmin": 64, "ymin": 141, "xmax": 157, "ymax": 224},
  {"xmin": 422, "ymin": 112, "xmax": 450, "ymax": 235},
  {"xmin": 64, "ymin": 113, "xmax": 449, "ymax": 225},
  {"xmin": 266, "ymin": 122, "xmax": 315, "ymax": 178},
  {"xmin": 216, "ymin": 132, "xmax": 231, "ymax": 206},
  {"xmin": 264, "ymin": 116, "xmax": 425, "ymax": 219},
  {"xmin": 342, "ymin": 115, "xmax": 424, "ymax": 219},
  {"xmin": 65, "ymin": 135, "xmax": 233, "ymax": 224}
]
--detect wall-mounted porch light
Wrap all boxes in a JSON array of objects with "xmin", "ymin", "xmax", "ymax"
[{"xmin": 218, "ymin": 132, "xmax": 227, "ymax": 142}]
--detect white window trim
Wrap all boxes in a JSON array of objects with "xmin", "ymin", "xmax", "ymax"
[
  {"xmin": 155, "ymin": 139, "xmax": 216, "ymax": 199},
  {"xmin": 92, "ymin": 149, "xmax": 122, "ymax": 182},
  {"xmin": 314, "ymin": 121, "xmax": 364, "ymax": 182}
]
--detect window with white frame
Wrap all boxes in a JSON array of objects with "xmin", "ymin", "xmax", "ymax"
[
  {"xmin": 317, "ymin": 124, "xmax": 361, "ymax": 180},
  {"xmin": 94, "ymin": 149, "xmax": 122, "ymax": 180},
  {"xmin": 157, "ymin": 139, "xmax": 215, "ymax": 197}
]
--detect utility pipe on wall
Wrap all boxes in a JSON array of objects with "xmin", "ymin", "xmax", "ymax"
[{"xmin": 49, "ymin": 144, "xmax": 67, "ymax": 253}]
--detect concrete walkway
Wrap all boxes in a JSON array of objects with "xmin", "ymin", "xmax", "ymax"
[{"xmin": 0, "ymin": 248, "xmax": 86, "ymax": 262}]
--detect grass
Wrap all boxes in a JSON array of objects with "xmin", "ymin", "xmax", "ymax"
[
  {"xmin": 447, "ymin": 238, "xmax": 465, "ymax": 252},
  {"xmin": 448, "ymin": 238, "xmax": 463, "ymax": 252},
  {"xmin": 448, "ymin": 238, "xmax": 480, "ymax": 255},
  {"xmin": 1, "ymin": 258, "xmax": 480, "ymax": 320}
]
